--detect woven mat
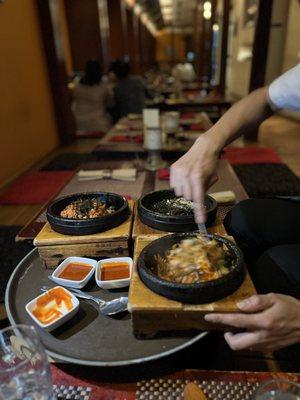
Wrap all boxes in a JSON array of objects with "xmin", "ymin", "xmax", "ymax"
[
  {"xmin": 233, "ymin": 163, "xmax": 300, "ymax": 198},
  {"xmin": 51, "ymin": 365, "xmax": 299, "ymax": 400},
  {"xmin": 0, "ymin": 171, "xmax": 74, "ymax": 205},
  {"xmin": 36, "ymin": 171, "xmax": 146, "ymax": 223},
  {"xmin": 41, "ymin": 153, "xmax": 98, "ymax": 171},
  {"xmin": 136, "ymin": 371, "xmax": 300, "ymax": 400},
  {"xmin": 0, "ymin": 226, "xmax": 33, "ymax": 302}
]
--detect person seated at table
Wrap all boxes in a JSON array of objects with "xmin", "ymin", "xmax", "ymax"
[
  {"xmin": 170, "ymin": 63, "xmax": 300, "ymax": 352},
  {"xmin": 109, "ymin": 60, "xmax": 147, "ymax": 119},
  {"xmin": 72, "ymin": 60, "xmax": 113, "ymax": 132}
]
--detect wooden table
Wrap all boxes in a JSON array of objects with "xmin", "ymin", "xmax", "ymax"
[
  {"xmin": 133, "ymin": 160, "xmax": 248, "ymax": 239},
  {"xmin": 16, "ymin": 160, "xmax": 247, "ymax": 241},
  {"xmin": 92, "ymin": 112, "xmax": 212, "ymax": 160},
  {"xmin": 147, "ymin": 96, "xmax": 232, "ymax": 119}
]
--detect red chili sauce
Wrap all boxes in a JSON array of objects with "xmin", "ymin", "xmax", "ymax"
[
  {"xmin": 58, "ymin": 262, "xmax": 92, "ymax": 281},
  {"xmin": 100, "ymin": 262, "xmax": 130, "ymax": 281},
  {"xmin": 32, "ymin": 287, "xmax": 73, "ymax": 324}
]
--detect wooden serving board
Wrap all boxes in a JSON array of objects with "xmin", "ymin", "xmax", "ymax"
[
  {"xmin": 128, "ymin": 237, "xmax": 256, "ymax": 337},
  {"xmin": 132, "ymin": 204, "xmax": 228, "ymax": 239},
  {"xmin": 34, "ymin": 201, "xmax": 134, "ymax": 268}
]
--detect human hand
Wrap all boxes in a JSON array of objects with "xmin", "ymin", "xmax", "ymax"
[
  {"xmin": 204, "ymin": 293, "xmax": 300, "ymax": 352},
  {"xmin": 170, "ymin": 133, "xmax": 219, "ymax": 223}
]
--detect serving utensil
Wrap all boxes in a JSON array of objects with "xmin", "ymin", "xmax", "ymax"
[
  {"xmin": 194, "ymin": 202, "xmax": 208, "ymax": 236},
  {"xmin": 41, "ymin": 286, "xmax": 128, "ymax": 316}
]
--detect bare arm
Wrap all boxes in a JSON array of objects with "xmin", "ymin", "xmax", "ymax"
[{"xmin": 170, "ymin": 87, "xmax": 273, "ymax": 222}]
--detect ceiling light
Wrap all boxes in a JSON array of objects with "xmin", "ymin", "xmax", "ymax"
[
  {"xmin": 159, "ymin": 0, "xmax": 173, "ymax": 6},
  {"xmin": 134, "ymin": 4, "xmax": 142, "ymax": 15},
  {"xmin": 203, "ymin": 9, "xmax": 211, "ymax": 19},
  {"xmin": 212, "ymin": 23, "xmax": 219, "ymax": 31},
  {"xmin": 203, "ymin": 1, "xmax": 212, "ymax": 11}
]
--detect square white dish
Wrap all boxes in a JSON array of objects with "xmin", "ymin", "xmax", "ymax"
[
  {"xmin": 50, "ymin": 257, "xmax": 97, "ymax": 288},
  {"xmin": 96, "ymin": 257, "xmax": 133, "ymax": 289},
  {"xmin": 25, "ymin": 286, "xmax": 79, "ymax": 331}
]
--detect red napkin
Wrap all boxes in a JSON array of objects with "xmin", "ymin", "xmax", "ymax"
[
  {"xmin": 157, "ymin": 168, "xmax": 170, "ymax": 180},
  {"xmin": 190, "ymin": 124, "xmax": 205, "ymax": 131},
  {"xmin": 109, "ymin": 135, "xmax": 130, "ymax": 143},
  {"xmin": 109, "ymin": 134, "xmax": 143, "ymax": 143},
  {"xmin": 180, "ymin": 112, "xmax": 196, "ymax": 120},
  {"xmin": 221, "ymin": 146, "xmax": 282, "ymax": 165},
  {"xmin": 133, "ymin": 134, "xmax": 143, "ymax": 144},
  {"xmin": 123, "ymin": 194, "xmax": 132, "ymax": 200}
]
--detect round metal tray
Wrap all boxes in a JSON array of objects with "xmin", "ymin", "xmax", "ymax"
[{"xmin": 5, "ymin": 249, "xmax": 207, "ymax": 366}]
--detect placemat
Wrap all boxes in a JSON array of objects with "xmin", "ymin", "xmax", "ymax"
[
  {"xmin": 0, "ymin": 226, "xmax": 33, "ymax": 302},
  {"xmin": 41, "ymin": 153, "xmax": 98, "ymax": 171},
  {"xmin": 233, "ymin": 163, "xmax": 300, "ymax": 198},
  {"xmin": 221, "ymin": 147, "xmax": 282, "ymax": 165},
  {"xmin": 35, "ymin": 171, "xmax": 146, "ymax": 223},
  {"xmin": 0, "ymin": 171, "xmax": 74, "ymax": 205}
]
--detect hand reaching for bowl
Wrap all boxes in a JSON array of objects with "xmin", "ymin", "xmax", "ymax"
[
  {"xmin": 170, "ymin": 87, "xmax": 271, "ymax": 223},
  {"xmin": 205, "ymin": 293, "xmax": 300, "ymax": 352},
  {"xmin": 170, "ymin": 133, "xmax": 219, "ymax": 223}
]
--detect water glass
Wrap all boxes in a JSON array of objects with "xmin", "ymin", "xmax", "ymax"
[
  {"xmin": 255, "ymin": 379, "xmax": 300, "ymax": 400},
  {"xmin": 0, "ymin": 325, "xmax": 53, "ymax": 400}
]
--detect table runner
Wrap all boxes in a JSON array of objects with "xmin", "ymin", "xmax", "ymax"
[
  {"xmin": 35, "ymin": 171, "xmax": 146, "ymax": 224},
  {"xmin": 16, "ymin": 161, "xmax": 147, "ymax": 240}
]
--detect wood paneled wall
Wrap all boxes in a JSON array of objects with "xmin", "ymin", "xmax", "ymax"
[
  {"xmin": 62, "ymin": 0, "xmax": 155, "ymax": 74},
  {"xmin": 107, "ymin": 0, "xmax": 126, "ymax": 61},
  {"xmin": 64, "ymin": 0, "xmax": 103, "ymax": 71},
  {"xmin": 0, "ymin": 0, "xmax": 59, "ymax": 187}
]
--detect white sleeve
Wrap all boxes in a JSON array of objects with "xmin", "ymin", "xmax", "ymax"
[{"xmin": 268, "ymin": 63, "xmax": 300, "ymax": 111}]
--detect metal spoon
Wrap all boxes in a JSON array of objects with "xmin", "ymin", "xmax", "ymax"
[{"xmin": 41, "ymin": 286, "xmax": 128, "ymax": 316}]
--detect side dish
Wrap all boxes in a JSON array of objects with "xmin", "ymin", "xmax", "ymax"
[
  {"xmin": 26, "ymin": 286, "xmax": 79, "ymax": 330},
  {"xmin": 60, "ymin": 198, "xmax": 115, "ymax": 219},
  {"xmin": 51, "ymin": 257, "xmax": 97, "ymax": 289},
  {"xmin": 32, "ymin": 287, "xmax": 73, "ymax": 324},
  {"xmin": 96, "ymin": 257, "xmax": 133, "ymax": 289},
  {"xmin": 100, "ymin": 262, "xmax": 130, "ymax": 281},
  {"xmin": 156, "ymin": 236, "xmax": 233, "ymax": 284},
  {"xmin": 58, "ymin": 262, "xmax": 93, "ymax": 281}
]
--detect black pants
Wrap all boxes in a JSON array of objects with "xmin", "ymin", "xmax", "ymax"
[{"xmin": 224, "ymin": 199, "xmax": 300, "ymax": 299}]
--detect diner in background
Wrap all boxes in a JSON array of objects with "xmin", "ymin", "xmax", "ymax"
[
  {"xmin": 109, "ymin": 60, "xmax": 148, "ymax": 119},
  {"xmin": 171, "ymin": 63, "xmax": 300, "ymax": 353},
  {"xmin": 72, "ymin": 60, "xmax": 113, "ymax": 132}
]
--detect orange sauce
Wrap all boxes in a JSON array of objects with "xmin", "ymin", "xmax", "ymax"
[
  {"xmin": 32, "ymin": 287, "xmax": 73, "ymax": 325},
  {"xmin": 100, "ymin": 262, "xmax": 130, "ymax": 281},
  {"xmin": 58, "ymin": 262, "xmax": 92, "ymax": 281}
]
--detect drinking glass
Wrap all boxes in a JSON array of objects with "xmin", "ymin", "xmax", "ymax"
[
  {"xmin": 255, "ymin": 379, "xmax": 300, "ymax": 400},
  {"xmin": 0, "ymin": 325, "xmax": 53, "ymax": 400}
]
